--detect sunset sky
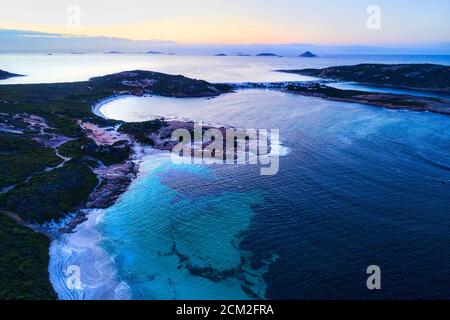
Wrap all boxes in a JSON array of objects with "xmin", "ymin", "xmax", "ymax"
[{"xmin": 0, "ymin": 0, "xmax": 449, "ymax": 45}]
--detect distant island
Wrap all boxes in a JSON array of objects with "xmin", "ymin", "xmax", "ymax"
[
  {"xmin": 106, "ymin": 51, "xmax": 123, "ymax": 54},
  {"xmin": 279, "ymin": 64, "xmax": 450, "ymax": 94},
  {"xmin": 215, "ymin": 53, "xmax": 227, "ymax": 56},
  {"xmin": 299, "ymin": 51, "xmax": 317, "ymax": 58},
  {"xmin": 146, "ymin": 51, "xmax": 163, "ymax": 55},
  {"xmin": 0, "ymin": 69, "xmax": 23, "ymax": 80},
  {"xmin": 256, "ymin": 53, "xmax": 282, "ymax": 57}
]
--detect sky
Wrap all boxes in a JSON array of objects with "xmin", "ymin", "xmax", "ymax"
[{"xmin": 0, "ymin": 0, "xmax": 449, "ymax": 45}]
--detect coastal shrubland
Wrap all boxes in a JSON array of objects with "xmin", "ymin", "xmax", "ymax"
[
  {"xmin": 280, "ymin": 64, "xmax": 450, "ymax": 94},
  {"xmin": 286, "ymin": 83, "xmax": 450, "ymax": 114},
  {"xmin": 0, "ymin": 214, "xmax": 56, "ymax": 300},
  {"xmin": 59, "ymin": 137, "xmax": 131, "ymax": 166},
  {"xmin": 0, "ymin": 70, "xmax": 232, "ymax": 299},
  {"xmin": 0, "ymin": 133, "xmax": 61, "ymax": 190},
  {"xmin": 0, "ymin": 159, "xmax": 98, "ymax": 224}
]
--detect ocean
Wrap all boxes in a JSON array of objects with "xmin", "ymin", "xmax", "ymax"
[{"xmin": 3, "ymin": 53, "xmax": 450, "ymax": 299}]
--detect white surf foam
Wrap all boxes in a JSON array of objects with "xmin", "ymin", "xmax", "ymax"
[{"xmin": 48, "ymin": 209, "xmax": 131, "ymax": 300}]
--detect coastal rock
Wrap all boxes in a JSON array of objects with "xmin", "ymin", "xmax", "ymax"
[{"xmin": 86, "ymin": 161, "xmax": 138, "ymax": 209}]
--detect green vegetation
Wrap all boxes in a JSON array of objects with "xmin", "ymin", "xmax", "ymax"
[
  {"xmin": 0, "ymin": 214, "xmax": 56, "ymax": 300},
  {"xmin": 59, "ymin": 137, "xmax": 131, "ymax": 166},
  {"xmin": 119, "ymin": 119, "xmax": 168, "ymax": 145},
  {"xmin": 0, "ymin": 70, "xmax": 225, "ymax": 222},
  {"xmin": 0, "ymin": 160, "xmax": 98, "ymax": 224},
  {"xmin": 119, "ymin": 118, "xmax": 168, "ymax": 134},
  {"xmin": 286, "ymin": 83, "xmax": 450, "ymax": 114},
  {"xmin": 280, "ymin": 63, "xmax": 450, "ymax": 94},
  {"xmin": 0, "ymin": 133, "xmax": 61, "ymax": 190},
  {"xmin": 0, "ymin": 70, "xmax": 232, "ymax": 299}
]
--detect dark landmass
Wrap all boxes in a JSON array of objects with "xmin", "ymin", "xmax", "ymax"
[
  {"xmin": 0, "ymin": 69, "xmax": 23, "ymax": 80},
  {"xmin": 256, "ymin": 53, "xmax": 281, "ymax": 57},
  {"xmin": 0, "ymin": 214, "xmax": 57, "ymax": 300},
  {"xmin": 299, "ymin": 51, "xmax": 317, "ymax": 58},
  {"xmin": 226, "ymin": 80, "xmax": 450, "ymax": 115},
  {"xmin": 2, "ymin": 159, "xmax": 98, "ymax": 224},
  {"xmin": 106, "ymin": 51, "xmax": 123, "ymax": 54},
  {"xmin": 90, "ymin": 70, "xmax": 232, "ymax": 97},
  {"xmin": 146, "ymin": 51, "xmax": 163, "ymax": 54},
  {"xmin": 0, "ymin": 70, "xmax": 232, "ymax": 299},
  {"xmin": 285, "ymin": 83, "xmax": 450, "ymax": 115},
  {"xmin": 279, "ymin": 63, "xmax": 450, "ymax": 94},
  {"xmin": 215, "ymin": 53, "xmax": 227, "ymax": 56}
]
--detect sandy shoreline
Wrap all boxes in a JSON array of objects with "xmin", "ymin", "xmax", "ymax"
[
  {"xmin": 48, "ymin": 143, "xmax": 165, "ymax": 299},
  {"xmin": 48, "ymin": 97, "xmax": 150, "ymax": 299},
  {"xmin": 48, "ymin": 94, "xmax": 287, "ymax": 300},
  {"xmin": 49, "ymin": 209, "xmax": 131, "ymax": 300},
  {"xmin": 91, "ymin": 95, "xmax": 137, "ymax": 120}
]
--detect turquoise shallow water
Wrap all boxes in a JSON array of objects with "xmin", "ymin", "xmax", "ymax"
[
  {"xmin": 97, "ymin": 88, "xmax": 450, "ymax": 299},
  {"xmin": 98, "ymin": 154, "xmax": 271, "ymax": 299},
  {"xmin": 37, "ymin": 53, "xmax": 450, "ymax": 299}
]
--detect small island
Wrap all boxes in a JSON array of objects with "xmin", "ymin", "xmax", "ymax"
[
  {"xmin": 146, "ymin": 51, "xmax": 163, "ymax": 55},
  {"xmin": 299, "ymin": 51, "xmax": 317, "ymax": 58},
  {"xmin": 256, "ymin": 53, "xmax": 282, "ymax": 57}
]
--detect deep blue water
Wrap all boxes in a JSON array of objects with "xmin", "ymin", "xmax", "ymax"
[
  {"xmin": 23, "ymin": 53, "xmax": 449, "ymax": 299},
  {"xmin": 98, "ymin": 89, "xmax": 450, "ymax": 299}
]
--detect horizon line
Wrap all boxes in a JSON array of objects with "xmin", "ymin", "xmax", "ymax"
[{"xmin": 2, "ymin": 28, "xmax": 449, "ymax": 49}]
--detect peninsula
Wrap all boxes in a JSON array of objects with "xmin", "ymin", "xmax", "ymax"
[
  {"xmin": 278, "ymin": 64, "xmax": 450, "ymax": 94},
  {"xmin": 0, "ymin": 69, "xmax": 23, "ymax": 80},
  {"xmin": 0, "ymin": 70, "xmax": 231, "ymax": 299}
]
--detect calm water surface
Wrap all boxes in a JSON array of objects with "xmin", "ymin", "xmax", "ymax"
[
  {"xmin": 8, "ymin": 53, "xmax": 449, "ymax": 299},
  {"xmin": 98, "ymin": 89, "xmax": 450, "ymax": 299}
]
